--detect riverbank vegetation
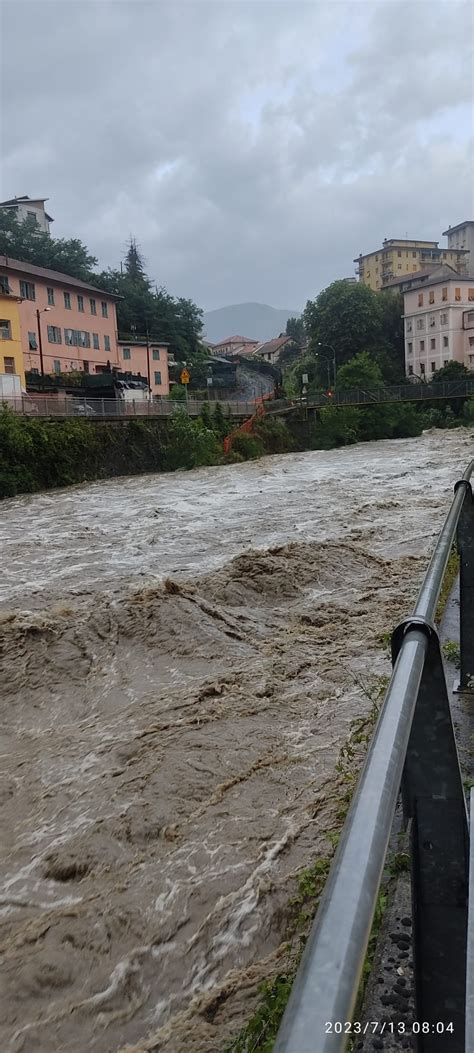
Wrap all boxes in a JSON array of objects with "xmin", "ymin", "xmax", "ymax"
[{"xmin": 2, "ymin": 391, "xmax": 474, "ymax": 499}]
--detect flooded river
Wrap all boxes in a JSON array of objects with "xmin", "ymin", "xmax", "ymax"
[{"xmin": 1, "ymin": 429, "xmax": 472, "ymax": 1052}]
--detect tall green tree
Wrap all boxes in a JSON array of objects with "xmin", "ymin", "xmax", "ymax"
[
  {"xmin": 285, "ymin": 316, "xmax": 305, "ymax": 346},
  {"xmin": 336, "ymin": 352, "xmax": 384, "ymax": 392}
]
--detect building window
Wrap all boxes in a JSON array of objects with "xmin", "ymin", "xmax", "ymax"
[
  {"xmin": 3, "ymin": 355, "xmax": 15, "ymax": 373},
  {"xmin": 93, "ymin": 333, "xmax": 99, "ymax": 350},
  {"xmin": 429, "ymin": 314, "xmax": 436, "ymax": 327},
  {"xmin": 469, "ymin": 337, "xmax": 474, "ymax": 347},
  {"xmin": 468, "ymin": 311, "xmax": 474, "ymax": 324},
  {"xmin": 442, "ymin": 287, "xmax": 448, "ymax": 301},
  {"xmin": 0, "ymin": 319, "xmax": 12, "ymax": 339},
  {"xmin": 416, "ymin": 318, "xmax": 425, "ymax": 330},
  {"xmin": 397, "ymin": 250, "xmax": 402, "ymax": 257},
  {"xmin": 47, "ymin": 325, "xmax": 62, "ymax": 344},
  {"xmin": 152, "ymin": 349, "xmax": 160, "ymax": 360},
  {"xmin": 375, "ymin": 255, "xmax": 378, "ymax": 261},
  {"xmin": 440, "ymin": 313, "xmax": 448, "ymax": 325},
  {"xmin": 398, "ymin": 264, "xmax": 402, "ymax": 270},
  {"xmin": 468, "ymin": 289, "xmax": 474, "ymax": 302},
  {"xmin": 101, "ymin": 301, "xmax": 108, "ymax": 318},
  {"xmin": 443, "ymin": 252, "xmax": 447, "ymax": 259},
  {"xmin": 429, "ymin": 291, "xmax": 435, "ymax": 304},
  {"xmin": 64, "ymin": 328, "xmax": 90, "ymax": 347},
  {"xmin": 0, "ymin": 276, "xmax": 10, "ymax": 293},
  {"xmin": 412, "ymin": 251, "xmax": 417, "ymax": 258},
  {"xmin": 407, "ymin": 342, "xmax": 413, "ymax": 353},
  {"xmin": 420, "ymin": 363, "xmax": 425, "ymax": 376},
  {"xmin": 104, "ymin": 335, "xmax": 110, "ymax": 353},
  {"xmin": 26, "ymin": 210, "xmax": 37, "ymax": 222},
  {"xmin": 444, "ymin": 360, "xmax": 449, "ymax": 366},
  {"xmin": 77, "ymin": 295, "xmax": 84, "ymax": 312},
  {"xmin": 455, "ymin": 287, "xmax": 461, "ymax": 301},
  {"xmin": 53, "ymin": 360, "xmax": 61, "ymax": 374},
  {"xmin": 470, "ymin": 355, "xmax": 474, "ymax": 366},
  {"xmin": 154, "ymin": 371, "xmax": 162, "ymax": 385},
  {"xmin": 443, "ymin": 336, "xmax": 449, "ymax": 348},
  {"xmin": 64, "ymin": 291, "xmax": 71, "ymax": 309},
  {"xmin": 420, "ymin": 340, "xmax": 425, "ymax": 351},
  {"xmin": 47, "ymin": 287, "xmax": 55, "ymax": 305},
  {"xmin": 430, "ymin": 338, "xmax": 436, "ymax": 350},
  {"xmin": 431, "ymin": 362, "xmax": 436, "ymax": 373},
  {"xmin": 406, "ymin": 320, "xmax": 413, "ymax": 333},
  {"xmin": 408, "ymin": 364, "xmax": 414, "ymax": 375},
  {"xmin": 83, "ymin": 361, "xmax": 89, "ymax": 373},
  {"xmin": 90, "ymin": 298, "xmax": 97, "ymax": 315},
  {"xmin": 28, "ymin": 331, "xmax": 37, "ymax": 350},
  {"xmin": 122, "ymin": 348, "xmax": 131, "ymax": 360},
  {"xmin": 418, "ymin": 293, "xmax": 424, "ymax": 306},
  {"xmin": 19, "ymin": 280, "xmax": 35, "ymax": 301}
]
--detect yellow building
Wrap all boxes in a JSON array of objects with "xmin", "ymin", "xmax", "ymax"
[
  {"xmin": 0, "ymin": 284, "xmax": 26, "ymax": 386},
  {"xmin": 353, "ymin": 238, "xmax": 469, "ymax": 291}
]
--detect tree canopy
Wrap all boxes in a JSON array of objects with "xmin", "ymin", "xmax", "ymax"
[
  {"xmin": 0, "ymin": 214, "xmax": 204, "ymax": 361},
  {"xmin": 302, "ymin": 280, "xmax": 406, "ymax": 387},
  {"xmin": 0, "ymin": 209, "xmax": 97, "ymax": 281},
  {"xmin": 336, "ymin": 352, "xmax": 384, "ymax": 392}
]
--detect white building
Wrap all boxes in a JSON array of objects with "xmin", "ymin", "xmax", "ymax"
[
  {"xmin": 403, "ymin": 275, "xmax": 474, "ymax": 379},
  {"xmin": 442, "ymin": 221, "xmax": 474, "ymax": 274},
  {"xmin": 0, "ymin": 196, "xmax": 54, "ymax": 233}
]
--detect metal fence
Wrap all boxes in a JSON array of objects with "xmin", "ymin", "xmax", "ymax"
[
  {"xmin": 274, "ymin": 463, "xmax": 474, "ymax": 1052},
  {"xmin": 0, "ymin": 396, "xmax": 259, "ymax": 419},
  {"xmin": 305, "ymin": 378, "xmax": 474, "ymax": 409}
]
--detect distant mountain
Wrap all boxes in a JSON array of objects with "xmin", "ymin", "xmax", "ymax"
[{"xmin": 203, "ymin": 302, "xmax": 301, "ymax": 344}]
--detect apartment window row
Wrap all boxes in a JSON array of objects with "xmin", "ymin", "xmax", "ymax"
[
  {"xmin": 407, "ymin": 336, "xmax": 449, "ymax": 354},
  {"xmin": 15, "ymin": 279, "xmax": 110, "ymax": 316},
  {"xmin": 407, "ymin": 311, "xmax": 451, "ymax": 335},
  {"xmin": 418, "ymin": 287, "xmax": 474, "ymax": 307},
  {"xmin": 46, "ymin": 326, "xmax": 111, "ymax": 350}
]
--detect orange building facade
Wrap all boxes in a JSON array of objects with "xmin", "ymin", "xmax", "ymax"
[{"xmin": 0, "ymin": 255, "xmax": 120, "ymax": 376}]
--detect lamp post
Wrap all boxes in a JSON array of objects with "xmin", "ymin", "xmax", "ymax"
[
  {"xmin": 36, "ymin": 307, "xmax": 53, "ymax": 377},
  {"xmin": 317, "ymin": 342, "xmax": 337, "ymax": 389}
]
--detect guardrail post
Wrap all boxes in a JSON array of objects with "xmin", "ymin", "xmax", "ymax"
[
  {"xmin": 456, "ymin": 480, "xmax": 474, "ymax": 690},
  {"xmin": 392, "ymin": 619, "xmax": 469, "ymax": 1050}
]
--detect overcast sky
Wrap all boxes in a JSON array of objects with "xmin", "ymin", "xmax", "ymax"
[{"xmin": 1, "ymin": 0, "xmax": 473, "ymax": 312}]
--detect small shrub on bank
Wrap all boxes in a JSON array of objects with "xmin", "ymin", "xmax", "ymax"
[{"xmin": 231, "ymin": 432, "xmax": 265, "ymax": 460}]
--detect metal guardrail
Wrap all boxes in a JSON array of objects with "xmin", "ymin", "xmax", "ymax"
[
  {"xmin": 274, "ymin": 463, "xmax": 474, "ymax": 1052},
  {"xmin": 0, "ymin": 396, "xmax": 259, "ymax": 419}
]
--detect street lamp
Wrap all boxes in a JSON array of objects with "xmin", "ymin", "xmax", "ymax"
[
  {"xmin": 317, "ymin": 342, "xmax": 337, "ymax": 389},
  {"xmin": 36, "ymin": 306, "xmax": 53, "ymax": 376}
]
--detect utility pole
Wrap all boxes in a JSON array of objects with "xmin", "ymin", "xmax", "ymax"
[{"xmin": 36, "ymin": 307, "xmax": 53, "ymax": 377}]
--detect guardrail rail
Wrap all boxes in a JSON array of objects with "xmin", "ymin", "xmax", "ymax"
[{"xmin": 274, "ymin": 463, "xmax": 474, "ymax": 1052}]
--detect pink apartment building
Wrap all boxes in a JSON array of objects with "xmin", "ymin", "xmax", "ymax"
[
  {"xmin": 117, "ymin": 340, "xmax": 170, "ymax": 396},
  {"xmin": 0, "ymin": 256, "xmax": 120, "ymax": 376},
  {"xmin": 404, "ymin": 275, "xmax": 474, "ymax": 379}
]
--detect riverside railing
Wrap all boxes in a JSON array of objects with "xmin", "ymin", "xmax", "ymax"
[
  {"xmin": 274, "ymin": 463, "xmax": 474, "ymax": 1053},
  {"xmin": 0, "ymin": 396, "xmax": 258, "ymax": 419}
]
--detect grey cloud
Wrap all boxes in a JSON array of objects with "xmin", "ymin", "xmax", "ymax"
[{"xmin": 2, "ymin": 0, "xmax": 473, "ymax": 310}]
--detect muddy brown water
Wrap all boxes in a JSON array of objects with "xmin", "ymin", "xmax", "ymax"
[{"xmin": 1, "ymin": 430, "xmax": 472, "ymax": 1052}]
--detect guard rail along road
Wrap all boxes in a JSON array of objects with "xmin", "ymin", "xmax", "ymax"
[{"xmin": 273, "ymin": 462, "xmax": 474, "ymax": 1052}]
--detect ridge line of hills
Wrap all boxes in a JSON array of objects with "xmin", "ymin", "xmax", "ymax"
[{"xmin": 203, "ymin": 301, "xmax": 301, "ymax": 344}]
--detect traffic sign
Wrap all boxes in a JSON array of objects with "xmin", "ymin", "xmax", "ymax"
[{"xmin": 180, "ymin": 369, "xmax": 190, "ymax": 384}]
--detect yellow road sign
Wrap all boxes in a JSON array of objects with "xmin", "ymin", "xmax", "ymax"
[{"xmin": 180, "ymin": 369, "xmax": 190, "ymax": 384}]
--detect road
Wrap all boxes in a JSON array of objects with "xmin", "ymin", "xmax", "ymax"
[{"xmin": 0, "ymin": 428, "xmax": 472, "ymax": 1053}]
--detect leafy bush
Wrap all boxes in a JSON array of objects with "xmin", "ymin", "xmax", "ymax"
[
  {"xmin": 231, "ymin": 432, "xmax": 265, "ymax": 460},
  {"xmin": 254, "ymin": 416, "xmax": 295, "ymax": 453}
]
